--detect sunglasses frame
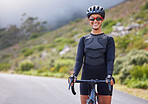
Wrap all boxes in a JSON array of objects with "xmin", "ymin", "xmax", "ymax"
[{"xmin": 89, "ymin": 16, "xmax": 103, "ymax": 21}]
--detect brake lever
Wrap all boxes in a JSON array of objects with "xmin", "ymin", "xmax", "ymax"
[
  {"xmin": 68, "ymin": 79, "xmax": 72, "ymax": 90},
  {"xmin": 108, "ymin": 79, "xmax": 111, "ymax": 91},
  {"xmin": 71, "ymin": 85, "xmax": 76, "ymax": 95}
]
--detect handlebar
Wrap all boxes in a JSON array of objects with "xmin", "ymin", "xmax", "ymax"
[
  {"xmin": 75, "ymin": 79, "xmax": 106, "ymax": 83},
  {"xmin": 68, "ymin": 79, "xmax": 111, "ymax": 95}
]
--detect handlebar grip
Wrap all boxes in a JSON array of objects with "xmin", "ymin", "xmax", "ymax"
[
  {"xmin": 68, "ymin": 78, "xmax": 76, "ymax": 95},
  {"xmin": 71, "ymin": 85, "xmax": 76, "ymax": 95}
]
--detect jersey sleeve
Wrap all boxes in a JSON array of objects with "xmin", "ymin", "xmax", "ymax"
[
  {"xmin": 106, "ymin": 37, "xmax": 115, "ymax": 75},
  {"xmin": 73, "ymin": 37, "xmax": 85, "ymax": 76}
]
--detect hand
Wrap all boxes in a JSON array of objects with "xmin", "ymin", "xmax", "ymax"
[
  {"xmin": 106, "ymin": 75, "xmax": 115, "ymax": 85},
  {"xmin": 68, "ymin": 74, "xmax": 77, "ymax": 86}
]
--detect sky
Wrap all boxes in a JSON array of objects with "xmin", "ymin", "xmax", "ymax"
[{"xmin": 0, "ymin": 0, "xmax": 125, "ymax": 28}]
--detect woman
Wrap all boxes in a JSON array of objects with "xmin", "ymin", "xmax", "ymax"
[{"xmin": 69, "ymin": 5, "xmax": 115, "ymax": 104}]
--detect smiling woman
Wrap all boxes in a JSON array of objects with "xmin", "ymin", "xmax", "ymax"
[{"xmin": 68, "ymin": 5, "xmax": 116, "ymax": 104}]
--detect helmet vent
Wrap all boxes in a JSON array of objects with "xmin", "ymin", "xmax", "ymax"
[
  {"xmin": 90, "ymin": 8, "xmax": 92, "ymax": 11},
  {"xmin": 97, "ymin": 6, "xmax": 99, "ymax": 11},
  {"xmin": 93, "ymin": 6, "xmax": 95, "ymax": 11},
  {"xmin": 101, "ymin": 8, "xmax": 103, "ymax": 11}
]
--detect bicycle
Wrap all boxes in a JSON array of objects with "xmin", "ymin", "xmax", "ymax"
[{"xmin": 68, "ymin": 78, "xmax": 111, "ymax": 104}]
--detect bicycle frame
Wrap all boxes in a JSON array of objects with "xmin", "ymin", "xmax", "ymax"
[
  {"xmin": 68, "ymin": 79, "xmax": 111, "ymax": 104},
  {"xmin": 86, "ymin": 89, "xmax": 97, "ymax": 104}
]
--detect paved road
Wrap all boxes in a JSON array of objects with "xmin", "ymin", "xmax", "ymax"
[{"xmin": 0, "ymin": 73, "xmax": 147, "ymax": 104}]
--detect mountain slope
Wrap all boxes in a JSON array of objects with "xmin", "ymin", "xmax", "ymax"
[{"xmin": 0, "ymin": 0, "xmax": 147, "ymax": 75}]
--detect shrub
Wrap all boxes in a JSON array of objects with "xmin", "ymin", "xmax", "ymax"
[
  {"xmin": 30, "ymin": 33, "xmax": 41, "ymax": 39},
  {"xmin": 119, "ymin": 65, "xmax": 133, "ymax": 84},
  {"xmin": 129, "ymin": 54, "xmax": 148, "ymax": 65},
  {"xmin": 135, "ymin": 10, "xmax": 148, "ymax": 20},
  {"xmin": 141, "ymin": 2, "xmax": 148, "ymax": 10},
  {"xmin": 74, "ymin": 18, "xmax": 82, "ymax": 23},
  {"xmin": 113, "ymin": 57, "xmax": 125, "ymax": 75},
  {"xmin": 102, "ymin": 20, "xmax": 117, "ymax": 29},
  {"xmin": 21, "ymin": 49, "xmax": 27, "ymax": 53},
  {"xmin": 128, "ymin": 50, "xmax": 148, "ymax": 65},
  {"xmin": 127, "ymin": 78, "xmax": 148, "ymax": 89},
  {"xmin": 45, "ymin": 44, "xmax": 55, "ymax": 48},
  {"xmin": 114, "ymin": 50, "xmax": 148, "ymax": 84},
  {"xmin": 54, "ymin": 59, "xmax": 75, "ymax": 72},
  {"xmin": 102, "ymin": 19, "xmax": 117, "ymax": 34},
  {"xmin": 115, "ymin": 34, "xmax": 131, "ymax": 50},
  {"xmin": 130, "ymin": 38, "xmax": 146, "ymax": 50},
  {"xmin": 57, "ymin": 44, "xmax": 65, "ymax": 52},
  {"xmin": 0, "ymin": 63, "xmax": 11, "ymax": 71},
  {"xmin": 37, "ymin": 68, "xmax": 49, "ymax": 73},
  {"xmin": 130, "ymin": 64, "xmax": 148, "ymax": 80},
  {"xmin": 127, "ymin": 49, "xmax": 148, "ymax": 57},
  {"xmin": 19, "ymin": 60, "xmax": 34, "ymax": 71},
  {"xmin": 59, "ymin": 66, "xmax": 69, "ymax": 73},
  {"xmin": 54, "ymin": 37, "xmax": 66, "ymax": 43},
  {"xmin": 1, "ymin": 54, "xmax": 10, "ymax": 59},
  {"xmin": 33, "ymin": 45, "xmax": 45, "ymax": 51},
  {"xmin": 23, "ymin": 49, "xmax": 33, "ymax": 56},
  {"xmin": 50, "ymin": 67, "xmax": 55, "ymax": 72}
]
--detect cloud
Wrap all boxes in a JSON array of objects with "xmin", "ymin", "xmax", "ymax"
[{"xmin": 0, "ymin": 0, "xmax": 125, "ymax": 28}]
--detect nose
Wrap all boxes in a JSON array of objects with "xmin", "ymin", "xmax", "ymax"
[{"xmin": 94, "ymin": 19, "xmax": 97, "ymax": 22}]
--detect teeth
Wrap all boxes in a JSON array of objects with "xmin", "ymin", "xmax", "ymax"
[{"xmin": 93, "ymin": 23, "xmax": 98, "ymax": 26}]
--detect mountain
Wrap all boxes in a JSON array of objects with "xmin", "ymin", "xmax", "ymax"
[{"xmin": 0, "ymin": 0, "xmax": 147, "ymax": 79}]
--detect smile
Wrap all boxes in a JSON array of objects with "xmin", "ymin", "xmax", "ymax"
[{"xmin": 93, "ymin": 23, "xmax": 99, "ymax": 26}]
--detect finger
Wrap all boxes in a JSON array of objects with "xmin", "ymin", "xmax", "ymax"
[
  {"xmin": 110, "ymin": 79, "xmax": 114, "ymax": 85},
  {"xmin": 71, "ymin": 82, "xmax": 74, "ymax": 86},
  {"xmin": 74, "ymin": 79, "xmax": 77, "ymax": 82},
  {"xmin": 68, "ymin": 79, "xmax": 71, "ymax": 83},
  {"xmin": 106, "ymin": 79, "xmax": 108, "ymax": 83}
]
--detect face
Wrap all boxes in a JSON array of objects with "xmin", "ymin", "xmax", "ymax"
[{"xmin": 89, "ymin": 14, "xmax": 104, "ymax": 29}]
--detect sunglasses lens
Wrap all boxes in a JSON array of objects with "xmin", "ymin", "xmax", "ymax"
[
  {"xmin": 89, "ymin": 17, "xmax": 103, "ymax": 21},
  {"xmin": 96, "ymin": 17, "xmax": 102, "ymax": 21},
  {"xmin": 89, "ymin": 18, "xmax": 95, "ymax": 21}
]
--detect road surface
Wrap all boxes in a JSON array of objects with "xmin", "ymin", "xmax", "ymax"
[{"xmin": 0, "ymin": 73, "xmax": 147, "ymax": 104}]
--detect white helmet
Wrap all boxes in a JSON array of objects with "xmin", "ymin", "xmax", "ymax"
[{"xmin": 86, "ymin": 5, "xmax": 105, "ymax": 19}]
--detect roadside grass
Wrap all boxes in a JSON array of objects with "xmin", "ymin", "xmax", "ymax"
[
  {"xmin": 114, "ymin": 75, "xmax": 148, "ymax": 100},
  {"xmin": 17, "ymin": 70, "xmax": 69, "ymax": 78},
  {"xmin": 114, "ymin": 83, "xmax": 148, "ymax": 100}
]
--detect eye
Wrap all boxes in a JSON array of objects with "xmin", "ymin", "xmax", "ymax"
[
  {"xmin": 96, "ymin": 17, "xmax": 102, "ymax": 21},
  {"xmin": 89, "ymin": 17, "xmax": 95, "ymax": 21}
]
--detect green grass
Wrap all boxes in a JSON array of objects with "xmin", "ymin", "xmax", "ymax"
[{"xmin": 17, "ymin": 69, "xmax": 69, "ymax": 78}]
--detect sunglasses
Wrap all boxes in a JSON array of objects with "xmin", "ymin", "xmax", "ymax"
[{"xmin": 89, "ymin": 17, "xmax": 103, "ymax": 21}]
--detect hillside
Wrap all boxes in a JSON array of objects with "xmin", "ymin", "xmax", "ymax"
[
  {"xmin": 106, "ymin": 0, "xmax": 147, "ymax": 20},
  {"xmin": 0, "ymin": 0, "xmax": 148, "ymax": 94}
]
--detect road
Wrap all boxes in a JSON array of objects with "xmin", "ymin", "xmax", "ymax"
[{"xmin": 0, "ymin": 73, "xmax": 147, "ymax": 104}]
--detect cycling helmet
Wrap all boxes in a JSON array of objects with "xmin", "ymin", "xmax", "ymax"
[{"xmin": 86, "ymin": 5, "xmax": 105, "ymax": 19}]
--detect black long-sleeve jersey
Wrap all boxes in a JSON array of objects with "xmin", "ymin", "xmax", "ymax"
[{"xmin": 73, "ymin": 33, "xmax": 115, "ymax": 76}]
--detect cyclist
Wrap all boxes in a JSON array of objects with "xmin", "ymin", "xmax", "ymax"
[{"xmin": 69, "ymin": 5, "xmax": 115, "ymax": 104}]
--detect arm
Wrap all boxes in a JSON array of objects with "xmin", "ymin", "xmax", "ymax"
[
  {"xmin": 73, "ymin": 37, "xmax": 85, "ymax": 76},
  {"xmin": 106, "ymin": 37, "xmax": 115, "ymax": 76}
]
